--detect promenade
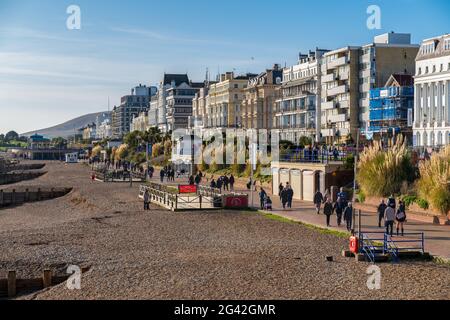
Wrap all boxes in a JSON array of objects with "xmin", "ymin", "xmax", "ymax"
[{"xmin": 153, "ymin": 170, "xmax": 450, "ymax": 260}]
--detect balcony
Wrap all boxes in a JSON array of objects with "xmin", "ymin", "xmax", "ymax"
[
  {"xmin": 321, "ymin": 128, "xmax": 335, "ymax": 137},
  {"xmin": 326, "ymin": 85, "xmax": 348, "ymax": 97},
  {"xmin": 327, "ymin": 56, "xmax": 348, "ymax": 69},
  {"xmin": 337, "ymin": 100, "xmax": 350, "ymax": 109},
  {"xmin": 328, "ymin": 114, "xmax": 347, "ymax": 123},
  {"xmin": 322, "ymin": 73, "xmax": 338, "ymax": 83},
  {"xmin": 321, "ymin": 101, "xmax": 336, "ymax": 110}
]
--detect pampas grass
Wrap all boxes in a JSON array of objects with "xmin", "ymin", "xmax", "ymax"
[
  {"xmin": 417, "ymin": 145, "xmax": 450, "ymax": 216},
  {"xmin": 357, "ymin": 135, "xmax": 415, "ymax": 197}
]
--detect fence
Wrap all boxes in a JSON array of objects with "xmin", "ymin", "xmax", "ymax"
[
  {"xmin": 279, "ymin": 149, "xmax": 348, "ymax": 163},
  {"xmin": 139, "ymin": 184, "xmax": 222, "ymax": 211}
]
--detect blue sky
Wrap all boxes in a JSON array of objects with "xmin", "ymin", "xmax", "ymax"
[{"xmin": 0, "ymin": 0, "xmax": 449, "ymax": 134}]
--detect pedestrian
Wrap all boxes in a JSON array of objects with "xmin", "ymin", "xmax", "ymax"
[
  {"xmin": 143, "ymin": 189, "xmax": 150, "ymax": 210},
  {"xmin": 388, "ymin": 195, "xmax": 396, "ymax": 210},
  {"xmin": 210, "ymin": 179, "xmax": 216, "ymax": 188},
  {"xmin": 216, "ymin": 177, "xmax": 223, "ymax": 190},
  {"xmin": 334, "ymin": 197, "xmax": 344, "ymax": 226},
  {"xmin": 377, "ymin": 199, "xmax": 387, "ymax": 228},
  {"xmin": 280, "ymin": 187, "xmax": 289, "ymax": 209},
  {"xmin": 323, "ymin": 189, "xmax": 330, "ymax": 203},
  {"xmin": 194, "ymin": 174, "xmax": 201, "ymax": 186},
  {"xmin": 337, "ymin": 187, "xmax": 348, "ymax": 206},
  {"xmin": 259, "ymin": 188, "xmax": 267, "ymax": 210},
  {"xmin": 313, "ymin": 190, "xmax": 324, "ymax": 214},
  {"xmin": 159, "ymin": 169, "xmax": 165, "ymax": 183},
  {"xmin": 278, "ymin": 183, "xmax": 284, "ymax": 201},
  {"xmin": 223, "ymin": 175, "xmax": 229, "ymax": 191},
  {"xmin": 323, "ymin": 198, "xmax": 334, "ymax": 227},
  {"xmin": 343, "ymin": 202, "xmax": 353, "ymax": 232},
  {"xmin": 229, "ymin": 174, "xmax": 235, "ymax": 191},
  {"xmin": 189, "ymin": 175, "xmax": 195, "ymax": 185},
  {"xmin": 286, "ymin": 185, "xmax": 294, "ymax": 209},
  {"xmin": 384, "ymin": 203, "xmax": 396, "ymax": 236},
  {"xmin": 396, "ymin": 200, "xmax": 407, "ymax": 236}
]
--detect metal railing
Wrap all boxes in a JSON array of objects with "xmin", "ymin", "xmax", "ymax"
[{"xmin": 279, "ymin": 150, "xmax": 349, "ymax": 163}]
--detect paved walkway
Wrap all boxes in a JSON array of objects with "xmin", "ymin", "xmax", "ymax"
[{"xmin": 150, "ymin": 170, "xmax": 450, "ymax": 260}]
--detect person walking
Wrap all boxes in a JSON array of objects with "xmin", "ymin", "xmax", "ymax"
[
  {"xmin": 216, "ymin": 177, "xmax": 223, "ymax": 190},
  {"xmin": 396, "ymin": 200, "xmax": 407, "ymax": 236},
  {"xmin": 223, "ymin": 175, "xmax": 229, "ymax": 191},
  {"xmin": 210, "ymin": 179, "xmax": 216, "ymax": 188},
  {"xmin": 229, "ymin": 174, "xmax": 235, "ymax": 191},
  {"xmin": 189, "ymin": 175, "xmax": 195, "ymax": 185},
  {"xmin": 384, "ymin": 203, "xmax": 396, "ymax": 236},
  {"xmin": 377, "ymin": 199, "xmax": 387, "ymax": 228},
  {"xmin": 343, "ymin": 202, "xmax": 353, "ymax": 232},
  {"xmin": 280, "ymin": 187, "xmax": 289, "ymax": 209},
  {"xmin": 278, "ymin": 183, "xmax": 284, "ymax": 201},
  {"xmin": 286, "ymin": 185, "xmax": 294, "ymax": 209},
  {"xmin": 259, "ymin": 188, "xmax": 267, "ymax": 210},
  {"xmin": 159, "ymin": 168, "xmax": 165, "ymax": 183},
  {"xmin": 194, "ymin": 174, "xmax": 201, "ymax": 186},
  {"xmin": 334, "ymin": 197, "xmax": 345, "ymax": 227},
  {"xmin": 143, "ymin": 189, "xmax": 150, "ymax": 211},
  {"xmin": 388, "ymin": 195, "xmax": 396, "ymax": 210},
  {"xmin": 323, "ymin": 198, "xmax": 334, "ymax": 227},
  {"xmin": 313, "ymin": 190, "xmax": 324, "ymax": 214}
]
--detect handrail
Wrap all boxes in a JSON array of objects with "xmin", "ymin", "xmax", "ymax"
[{"xmin": 360, "ymin": 234, "xmax": 376, "ymax": 263}]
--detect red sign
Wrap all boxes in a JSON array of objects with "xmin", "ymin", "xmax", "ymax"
[
  {"xmin": 178, "ymin": 185, "xmax": 198, "ymax": 194},
  {"xmin": 225, "ymin": 196, "xmax": 249, "ymax": 209}
]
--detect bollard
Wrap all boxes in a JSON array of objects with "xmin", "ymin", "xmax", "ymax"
[{"xmin": 7, "ymin": 271, "xmax": 16, "ymax": 298}]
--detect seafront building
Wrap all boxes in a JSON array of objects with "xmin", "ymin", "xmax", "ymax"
[
  {"xmin": 191, "ymin": 86, "xmax": 210, "ymax": 129},
  {"xmin": 241, "ymin": 64, "xmax": 282, "ymax": 130},
  {"xmin": 320, "ymin": 46, "xmax": 361, "ymax": 144},
  {"xmin": 206, "ymin": 72, "xmax": 257, "ymax": 129},
  {"xmin": 359, "ymin": 33, "xmax": 419, "ymax": 134},
  {"xmin": 131, "ymin": 111, "xmax": 150, "ymax": 133},
  {"xmin": 368, "ymin": 74, "xmax": 415, "ymax": 143},
  {"xmin": 166, "ymin": 81, "xmax": 204, "ymax": 132},
  {"xmin": 81, "ymin": 123, "xmax": 97, "ymax": 141},
  {"xmin": 413, "ymin": 34, "xmax": 450, "ymax": 147},
  {"xmin": 148, "ymin": 74, "xmax": 191, "ymax": 133},
  {"xmin": 111, "ymin": 84, "xmax": 156, "ymax": 138},
  {"xmin": 275, "ymin": 50, "xmax": 328, "ymax": 143},
  {"xmin": 96, "ymin": 118, "xmax": 112, "ymax": 139}
]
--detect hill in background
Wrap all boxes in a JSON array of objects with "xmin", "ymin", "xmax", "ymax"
[{"xmin": 21, "ymin": 112, "xmax": 110, "ymax": 139}]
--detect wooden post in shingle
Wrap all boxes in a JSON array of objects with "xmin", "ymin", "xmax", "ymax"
[
  {"xmin": 25, "ymin": 188, "xmax": 29, "ymax": 202},
  {"xmin": 12, "ymin": 189, "xmax": 16, "ymax": 205},
  {"xmin": 43, "ymin": 269, "xmax": 52, "ymax": 288},
  {"xmin": 7, "ymin": 271, "xmax": 16, "ymax": 298}
]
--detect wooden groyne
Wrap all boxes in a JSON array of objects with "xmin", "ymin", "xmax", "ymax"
[
  {"xmin": 0, "ymin": 187, "xmax": 72, "ymax": 207},
  {"xmin": 0, "ymin": 267, "xmax": 90, "ymax": 298},
  {"xmin": 0, "ymin": 171, "xmax": 46, "ymax": 185}
]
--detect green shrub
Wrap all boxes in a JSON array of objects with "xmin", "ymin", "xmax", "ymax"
[
  {"xmin": 356, "ymin": 190, "xmax": 366, "ymax": 203},
  {"xmin": 401, "ymin": 195, "xmax": 417, "ymax": 208},
  {"xmin": 416, "ymin": 198, "xmax": 430, "ymax": 210}
]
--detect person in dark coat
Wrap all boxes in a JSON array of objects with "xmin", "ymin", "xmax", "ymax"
[
  {"xmin": 323, "ymin": 198, "xmax": 334, "ymax": 227},
  {"xmin": 278, "ymin": 183, "xmax": 284, "ymax": 201},
  {"xmin": 280, "ymin": 187, "xmax": 289, "ymax": 209},
  {"xmin": 210, "ymin": 179, "xmax": 216, "ymax": 188},
  {"xmin": 194, "ymin": 174, "xmax": 201, "ymax": 186},
  {"xmin": 159, "ymin": 169, "xmax": 165, "ymax": 183},
  {"xmin": 143, "ymin": 190, "xmax": 150, "ymax": 210},
  {"xmin": 343, "ymin": 202, "xmax": 353, "ymax": 231},
  {"xmin": 313, "ymin": 190, "xmax": 324, "ymax": 214},
  {"xmin": 377, "ymin": 199, "xmax": 387, "ymax": 228},
  {"xmin": 189, "ymin": 175, "xmax": 195, "ymax": 185},
  {"xmin": 388, "ymin": 195, "xmax": 396, "ymax": 210},
  {"xmin": 259, "ymin": 188, "xmax": 267, "ymax": 210},
  {"xmin": 286, "ymin": 185, "xmax": 294, "ymax": 209},
  {"xmin": 216, "ymin": 178, "xmax": 223, "ymax": 190},
  {"xmin": 396, "ymin": 200, "xmax": 407, "ymax": 236},
  {"xmin": 334, "ymin": 197, "xmax": 345, "ymax": 226},
  {"xmin": 229, "ymin": 175, "xmax": 235, "ymax": 191}
]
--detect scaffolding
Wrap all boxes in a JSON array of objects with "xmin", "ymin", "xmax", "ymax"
[{"xmin": 368, "ymin": 86, "xmax": 414, "ymax": 135}]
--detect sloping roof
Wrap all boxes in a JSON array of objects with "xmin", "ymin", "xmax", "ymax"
[
  {"xmin": 385, "ymin": 74, "xmax": 413, "ymax": 87},
  {"xmin": 163, "ymin": 74, "xmax": 189, "ymax": 86}
]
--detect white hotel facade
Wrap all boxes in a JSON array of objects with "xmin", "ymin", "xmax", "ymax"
[{"xmin": 414, "ymin": 34, "xmax": 450, "ymax": 147}]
